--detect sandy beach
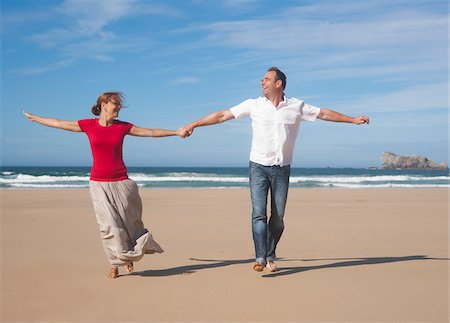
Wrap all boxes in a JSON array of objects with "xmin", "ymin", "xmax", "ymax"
[{"xmin": 1, "ymin": 188, "xmax": 448, "ymax": 322}]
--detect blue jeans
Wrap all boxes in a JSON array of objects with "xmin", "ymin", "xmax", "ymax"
[{"xmin": 249, "ymin": 161, "xmax": 290, "ymax": 265}]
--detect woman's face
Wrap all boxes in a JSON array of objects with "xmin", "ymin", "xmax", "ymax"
[{"xmin": 102, "ymin": 99, "xmax": 122, "ymax": 118}]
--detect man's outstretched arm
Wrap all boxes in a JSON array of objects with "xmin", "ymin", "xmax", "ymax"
[
  {"xmin": 317, "ymin": 108, "xmax": 369, "ymax": 125},
  {"xmin": 179, "ymin": 109, "xmax": 235, "ymax": 137}
]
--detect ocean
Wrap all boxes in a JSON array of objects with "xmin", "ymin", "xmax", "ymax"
[{"xmin": 1, "ymin": 166, "xmax": 449, "ymax": 189}]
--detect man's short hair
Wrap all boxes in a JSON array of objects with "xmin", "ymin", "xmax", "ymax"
[{"xmin": 268, "ymin": 67, "xmax": 286, "ymax": 90}]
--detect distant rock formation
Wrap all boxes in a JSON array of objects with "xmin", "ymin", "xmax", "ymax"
[{"xmin": 381, "ymin": 152, "xmax": 448, "ymax": 169}]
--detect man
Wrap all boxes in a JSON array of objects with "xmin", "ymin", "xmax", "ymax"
[{"xmin": 180, "ymin": 67, "xmax": 369, "ymax": 272}]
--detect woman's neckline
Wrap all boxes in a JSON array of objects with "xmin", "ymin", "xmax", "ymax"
[{"xmin": 96, "ymin": 118, "xmax": 116, "ymax": 128}]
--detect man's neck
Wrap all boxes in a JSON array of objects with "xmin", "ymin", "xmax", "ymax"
[{"xmin": 266, "ymin": 92, "xmax": 284, "ymax": 108}]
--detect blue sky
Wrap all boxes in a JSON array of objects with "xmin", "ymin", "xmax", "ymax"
[{"xmin": 1, "ymin": 0, "xmax": 448, "ymax": 167}]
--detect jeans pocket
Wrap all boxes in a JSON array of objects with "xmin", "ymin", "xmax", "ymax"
[
  {"xmin": 249, "ymin": 161, "xmax": 265, "ymax": 177},
  {"xmin": 282, "ymin": 165, "xmax": 291, "ymax": 176}
]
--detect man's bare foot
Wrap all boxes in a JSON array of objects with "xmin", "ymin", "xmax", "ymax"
[
  {"xmin": 125, "ymin": 262, "xmax": 134, "ymax": 273},
  {"xmin": 107, "ymin": 267, "xmax": 119, "ymax": 279}
]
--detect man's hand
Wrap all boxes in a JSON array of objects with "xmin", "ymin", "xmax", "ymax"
[
  {"xmin": 318, "ymin": 109, "xmax": 369, "ymax": 125},
  {"xmin": 353, "ymin": 115, "xmax": 370, "ymax": 125},
  {"xmin": 177, "ymin": 125, "xmax": 194, "ymax": 138},
  {"xmin": 23, "ymin": 110, "xmax": 35, "ymax": 121}
]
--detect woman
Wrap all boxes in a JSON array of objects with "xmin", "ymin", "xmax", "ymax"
[{"xmin": 24, "ymin": 92, "xmax": 186, "ymax": 279}]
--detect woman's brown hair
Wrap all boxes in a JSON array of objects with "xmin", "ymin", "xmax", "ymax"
[{"xmin": 91, "ymin": 92, "xmax": 125, "ymax": 116}]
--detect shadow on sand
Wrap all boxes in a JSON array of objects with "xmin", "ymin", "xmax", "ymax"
[
  {"xmin": 130, "ymin": 255, "xmax": 448, "ymax": 278},
  {"xmin": 261, "ymin": 255, "xmax": 449, "ymax": 278},
  {"xmin": 130, "ymin": 258, "xmax": 254, "ymax": 277}
]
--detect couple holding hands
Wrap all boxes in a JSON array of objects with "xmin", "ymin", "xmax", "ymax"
[{"xmin": 24, "ymin": 67, "xmax": 369, "ymax": 278}]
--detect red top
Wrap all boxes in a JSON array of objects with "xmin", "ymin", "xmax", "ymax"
[{"xmin": 78, "ymin": 119, "xmax": 133, "ymax": 181}]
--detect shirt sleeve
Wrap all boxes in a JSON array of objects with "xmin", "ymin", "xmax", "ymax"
[
  {"xmin": 124, "ymin": 122, "xmax": 133, "ymax": 134},
  {"xmin": 300, "ymin": 103, "xmax": 321, "ymax": 122},
  {"xmin": 77, "ymin": 119, "xmax": 90, "ymax": 132},
  {"xmin": 117, "ymin": 120, "xmax": 133, "ymax": 134},
  {"xmin": 229, "ymin": 99, "xmax": 254, "ymax": 119}
]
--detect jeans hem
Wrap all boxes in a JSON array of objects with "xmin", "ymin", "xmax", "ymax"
[{"xmin": 255, "ymin": 258, "xmax": 266, "ymax": 265}]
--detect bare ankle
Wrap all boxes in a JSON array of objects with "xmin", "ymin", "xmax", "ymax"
[{"xmin": 107, "ymin": 267, "xmax": 119, "ymax": 279}]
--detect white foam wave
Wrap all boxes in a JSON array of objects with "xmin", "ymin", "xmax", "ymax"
[
  {"xmin": 317, "ymin": 183, "xmax": 450, "ymax": 188},
  {"xmin": 129, "ymin": 175, "xmax": 248, "ymax": 182},
  {"xmin": 10, "ymin": 183, "xmax": 88, "ymax": 188},
  {"xmin": 290, "ymin": 175, "xmax": 450, "ymax": 183},
  {"xmin": 1, "ymin": 172, "xmax": 448, "ymax": 188},
  {"xmin": 0, "ymin": 174, "xmax": 89, "ymax": 183}
]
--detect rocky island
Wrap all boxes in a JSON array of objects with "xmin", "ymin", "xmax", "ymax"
[{"xmin": 381, "ymin": 152, "xmax": 448, "ymax": 169}]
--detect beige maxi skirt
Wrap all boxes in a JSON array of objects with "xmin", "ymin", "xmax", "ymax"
[{"xmin": 89, "ymin": 179, "xmax": 163, "ymax": 267}]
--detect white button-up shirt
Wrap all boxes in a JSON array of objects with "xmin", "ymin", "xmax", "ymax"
[{"xmin": 230, "ymin": 96, "xmax": 321, "ymax": 167}]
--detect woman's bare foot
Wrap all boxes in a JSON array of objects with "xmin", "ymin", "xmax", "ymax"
[
  {"xmin": 125, "ymin": 262, "xmax": 134, "ymax": 273},
  {"xmin": 107, "ymin": 267, "xmax": 119, "ymax": 279}
]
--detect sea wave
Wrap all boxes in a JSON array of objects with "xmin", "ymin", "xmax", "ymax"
[
  {"xmin": 318, "ymin": 183, "xmax": 450, "ymax": 188},
  {"xmin": 0, "ymin": 174, "xmax": 89, "ymax": 183},
  {"xmin": 9, "ymin": 183, "xmax": 88, "ymax": 188},
  {"xmin": 3, "ymin": 173, "xmax": 447, "ymax": 184},
  {"xmin": 129, "ymin": 174, "xmax": 248, "ymax": 182},
  {"xmin": 1, "ymin": 170, "xmax": 448, "ymax": 188},
  {"xmin": 290, "ymin": 175, "xmax": 450, "ymax": 183}
]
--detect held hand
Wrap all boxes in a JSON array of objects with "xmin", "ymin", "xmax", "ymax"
[
  {"xmin": 177, "ymin": 128, "xmax": 188, "ymax": 138},
  {"xmin": 354, "ymin": 115, "xmax": 369, "ymax": 125},
  {"xmin": 177, "ymin": 127, "xmax": 191, "ymax": 138},
  {"xmin": 178, "ymin": 125, "xmax": 194, "ymax": 138}
]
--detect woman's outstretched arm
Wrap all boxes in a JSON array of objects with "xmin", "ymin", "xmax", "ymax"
[
  {"xmin": 23, "ymin": 111, "xmax": 82, "ymax": 132},
  {"xmin": 129, "ymin": 125, "xmax": 187, "ymax": 138}
]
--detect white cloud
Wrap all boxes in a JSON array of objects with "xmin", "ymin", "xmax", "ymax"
[
  {"xmin": 28, "ymin": 28, "xmax": 77, "ymax": 48},
  {"xmin": 202, "ymin": 10, "xmax": 446, "ymax": 54},
  {"xmin": 92, "ymin": 54, "xmax": 114, "ymax": 62},
  {"xmin": 56, "ymin": 0, "xmax": 136, "ymax": 34},
  {"xmin": 28, "ymin": 0, "xmax": 136, "ymax": 47},
  {"xmin": 11, "ymin": 0, "xmax": 180, "ymax": 75},
  {"xmin": 221, "ymin": 0, "xmax": 262, "ymax": 9},
  {"xmin": 190, "ymin": 0, "xmax": 262, "ymax": 10},
  {"xmin": 1, "ymin": 10, "xmax": 52, "ymax": 33},
  {"xmin": 184, "ymin": 2, "xmax": 447, "ymax": 84},
  {"xmin": 58, "ymin": 34, "xmax": 154, "ymax": 59},
  {"xmin": 332, "ymin": 82, "xmax": 448, "ymax": 113},
  {"xmin": 172, "ymin": 77, "xmax": 201, "ymax": 84},
  {"xmin": 8, "ymin": 0, "xmax": 447, "ymax": 83},
  {"xmin": 132, "ymin": 2, "xmax": 182, "ymax": 17},
  {"xmin": 11, "ymin": 59, "xmax": 76, "ymax": 75}
]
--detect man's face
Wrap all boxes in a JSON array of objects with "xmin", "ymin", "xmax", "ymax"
[{"xmin": 261, "ymin": 71, "xmax": 281, "ymax": 97}]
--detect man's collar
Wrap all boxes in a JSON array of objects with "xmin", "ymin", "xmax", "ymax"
[
  {"xmin": 263, "ymin": 94, "xmax": 287, "ymax": 102},
  {"xmin": 262, "ymin": 94, "xmax": 288, "ymax": 109}
]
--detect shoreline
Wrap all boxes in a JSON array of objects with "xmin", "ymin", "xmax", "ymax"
[
  {"xmin": 1, "ymin": 186, "xmax": 449, "ymax": 190},
  {"xmin": 2, "ymin": 167, "xmax": 448, "ymax": 190}
]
